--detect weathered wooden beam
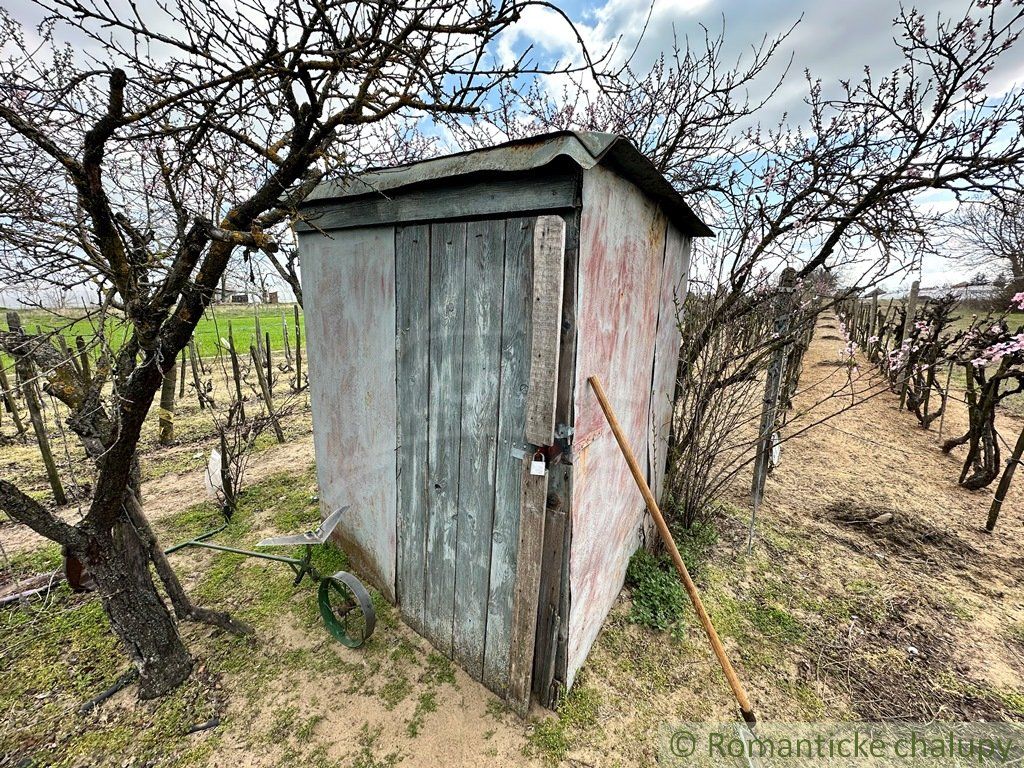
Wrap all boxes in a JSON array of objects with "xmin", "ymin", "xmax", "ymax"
[
  {"xmin": 525, "ymin": 215, "xmax": 566, "ymax": 445},
  {"xmin": 297, "ymin": 170, "xmax": 579, "ymax": 234}
]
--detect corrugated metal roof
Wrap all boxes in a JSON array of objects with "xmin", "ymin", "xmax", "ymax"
[{"xmin": 303, "ymin": 131, "xmax": 713, "ymax": 237}]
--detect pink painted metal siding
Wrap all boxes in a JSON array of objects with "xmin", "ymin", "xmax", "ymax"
[
  {"xmin": 568, "ymin": 165, "xmax": 675, "ymax": 687},
  {"xmin": 299, "ymin": 227, "xmax": 398, "ymax": 600}
]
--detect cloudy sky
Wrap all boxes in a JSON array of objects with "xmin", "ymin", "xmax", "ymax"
[
  {"xmin": 503, "ymin": 0, "xmax": 1024, "ymax": 292},
  {"xmin": 2, "ymin": 0, "xmax": 1022, "ymax": 305}
]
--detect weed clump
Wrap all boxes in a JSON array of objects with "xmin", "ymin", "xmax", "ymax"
[{"xmin": 625, "ymin": 550, "xmax": 686, "ymax": 631}]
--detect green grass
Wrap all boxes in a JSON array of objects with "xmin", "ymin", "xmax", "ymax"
[
  {"xmin": 1, "ymin": 302, "xmax": 303, "ymax": 367},
  {"xmin": 525, "ymin": 682, "xmax": 601, "ymax": 765}
]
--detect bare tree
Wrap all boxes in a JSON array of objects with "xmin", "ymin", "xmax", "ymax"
[
  {"xmin": 462, "ymin": 3, "xmax": 1024, "ymax": 525},
  {"xmin": 0, "ymin": 0, "xmax": 560, "ymax": 697},
  {"xmin": 948, "ymin": 191, "xmax": 1024, "ymax": 302}
]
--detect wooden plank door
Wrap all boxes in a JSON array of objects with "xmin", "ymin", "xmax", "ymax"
[{"xmin": 395, "ymin": 216, "xmax": 541, "ymax": 696}]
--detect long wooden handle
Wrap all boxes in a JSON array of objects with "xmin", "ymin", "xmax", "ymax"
[{"xmin": 588, "ymin": 375, "xmax": 757, "ymax": 724}]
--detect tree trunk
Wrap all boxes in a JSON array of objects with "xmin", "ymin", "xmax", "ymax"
[{"xmin": 83, "ymin": 517, "xmax": 193, "ymax": 698}]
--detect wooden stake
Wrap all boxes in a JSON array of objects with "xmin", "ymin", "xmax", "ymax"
[
  {"xmin": 986, "ymin": 423, "xmax": 1024, "ymax": 531},
  {"xmin": 188, "ymin": 339, "xmax": 207, "ymax": 410},
  {"xmin": 158, "ymin": 359, "xmax": 177, "ymax": 445},
  {"xmin": 7, "ymin": 312, "xmax": 66, "ymax": 505},
  {"xmin": 282, "ymin": 312, "xmax": 293, "ymax": 366},
  {"xmin": 75, "ymin": 336, "xmax": 92, "ymax": 388},
  {"xmin": 588, "ymin": 375, "xmax": 757, "ymax": 724},
  {"xmin": 250, "ymin": 344, "xmax": 284, "ymax": 443},
  {"xmin": 265, "ymin": 330, "xmax": 273, "ymax": 396},
  {"xmin": 227, "ymin": 322, "xmax": 245, "ymax": 422},
  {"xmin": 293, "ymin": 304, "xmax": 303, "ymax": 392},
  {"xmin": 0, "ymin": 362, "xmax": 26, "ymax": 438},
  {"xmin": 178, "ymin": 350, "xmax": 187, "ymax": 398}
]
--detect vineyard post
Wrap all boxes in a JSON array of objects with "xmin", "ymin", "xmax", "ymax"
[
  {"xmin": 264, "ymin": 331, "xmax": 273, "ymax": 396},
  {"xmin": 293, "ymin": 304, "xmax": 303, "ymax": 392},
  {"xmin": 750, "ymin": 268, "xmax": 797, "ymax": 550},
  {"xmin": 6, "ymin": 312, "xmax": 66, "ymax": 505},
  {"xmin": 937, "ymin": 360, "xmax": 955, "ymax": 443},
  {"xmin": 986, "ymin": 422, "xmax": 1024, "ymax": 531},
  {"xmin": 227, "ymin": 322, "xmax": 246, "ymax": 423},
  {"xmin": 250, "ymin": 344, "xmax": 285, "ymax": 443},
  {"xmin": 158, "ymin": 359, "xmax": 177, "ymax": 445},
  {"xmin": 0, "ymin": 360, "xmax": 26, "ymax": 439},
  {"xmin": 188, "ymin": 339, "xmax": 207, "ymax": 410},
  {"xmin": 178, "ymin": 350, "xmax": 187, "ymax": 398},
  {"xmin": 75, "ymin": 336, "xmax": 92, "ymax": 388},
  {"xmin": 898, "ymin": 280, "xmax": 920, "ymax": 409},
  {"xmin": 282, "ymin": 311, "xmax": 293, "ymax": 367}
]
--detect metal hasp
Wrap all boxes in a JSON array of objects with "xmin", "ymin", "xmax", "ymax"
[{"xmin": 166, "ymin": 506, "xmax": 376, "ymax": 648}]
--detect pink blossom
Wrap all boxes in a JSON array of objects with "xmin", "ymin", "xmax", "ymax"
[{"xmin": 1012, "ymin": 292, "xmax": 1024, "ymax": 310}]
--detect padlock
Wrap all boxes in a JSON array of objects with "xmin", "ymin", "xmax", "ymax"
[{"xmin": 529, "ymin": 450, "xmax": 547, "ymax": 476}]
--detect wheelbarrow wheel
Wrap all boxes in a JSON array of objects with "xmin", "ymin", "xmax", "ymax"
[{"xmin": 317, "ymin": 571, "xmax": 376, "ymax": 648}]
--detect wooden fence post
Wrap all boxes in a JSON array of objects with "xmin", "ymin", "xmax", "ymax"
[
  {"xmin": 6, "ymin": 312, "xmax": 66, "ymax": 505},
  {"xmin": 749, "ymin": 268, "xmax": 797, "ymax": 550},
  {"xmin": 986, "ymin": 423, "xmax": 1024, "ymax": 531}
]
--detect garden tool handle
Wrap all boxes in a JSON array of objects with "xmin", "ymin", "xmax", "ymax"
[{"xmin": 588, "ymin": 375, "xmax": 757, "ymax": 725}]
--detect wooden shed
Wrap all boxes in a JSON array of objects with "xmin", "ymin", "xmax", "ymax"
[{"xmin": 297, "ymin": 131, "xmax": 711, "ymax": 713}]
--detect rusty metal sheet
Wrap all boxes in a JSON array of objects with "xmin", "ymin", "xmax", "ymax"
[
  {"xmin": 299, "ymin": 227, "xmax": 398, "ymax": 600},
  {"xmin": 649, "ymin": 226, "xmax": 691, "ymax": 503},
  {"xmin": 568, "ymin": 165, "xmax": 669, "ymax": 687}
]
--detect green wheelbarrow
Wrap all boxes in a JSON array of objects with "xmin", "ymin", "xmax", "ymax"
[{"xmin": 166, "ymin": 506, "xmax": 376, "ymax": 648}]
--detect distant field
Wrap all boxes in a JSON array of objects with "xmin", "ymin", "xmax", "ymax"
[
  {"xmin": 949, "ymin": 310, "xmax": 1024, "ymax": 334},
  {"xmin": 1, "ymin": 302, "xmax": 304, "ymax": 366}
]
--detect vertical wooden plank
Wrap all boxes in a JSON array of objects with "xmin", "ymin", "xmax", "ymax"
[
  {"xmin": 452, "ymin": 219, "xmax": 506, "ymax": 678},
  {"xmin": 396, "ymin": 224, "xmax": 431, "ymax": 635},
  {"xmin": 508, "ymin": 215, "xmax": 566, "ymax": 716},
  {"xmin": 508, "ymin": 462, "xmax": 548, "ymax": 716},
  {"xmin": 482, "ymin": 217, "xmax": 534, "ymax": 694},
  {"xmin": 425, "ymin": 220, "xmax": 467, "ymax": 657},
  {"xmin": 525, "ymin": 216, "xmax": 566, "ymax": 445},
  {"xmin": 299, "ymin": 227, "xmax": 398, "ymax": 598}
]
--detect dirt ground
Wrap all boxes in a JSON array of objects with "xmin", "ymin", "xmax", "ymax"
[{"xmin": 2, "ymin": 315, "xmax": 1023, "ymax": 767}]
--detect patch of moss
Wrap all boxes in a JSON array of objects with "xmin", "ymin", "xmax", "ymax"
[{"xmin": 4, "ymin": 542, "xmax": 62, "ymax": 574}]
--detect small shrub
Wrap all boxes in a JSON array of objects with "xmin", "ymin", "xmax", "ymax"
[{"xmin": 625, "ymin": 549, "xmax": 686, "ymax": 631}]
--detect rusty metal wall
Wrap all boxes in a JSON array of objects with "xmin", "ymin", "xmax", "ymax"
[
  {"xmin": 299, "ymin": 227, "xmax": 398, "ymax": 600},
  {"xmin": 567, "ymin": 164, "xmax": 674, "ymax": 688}
]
